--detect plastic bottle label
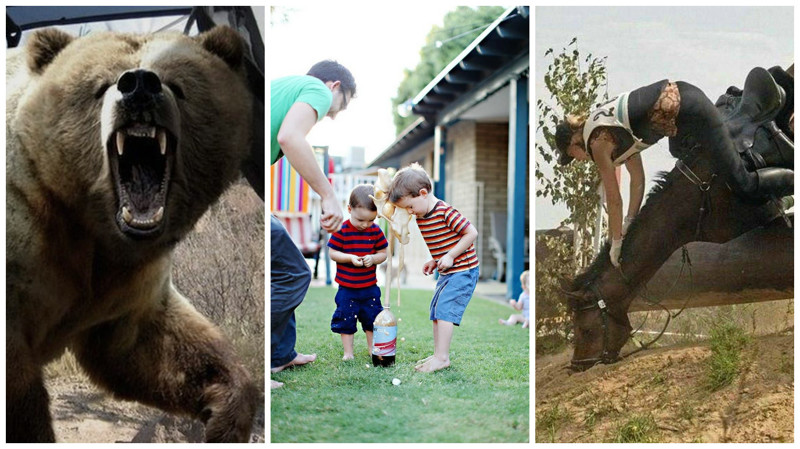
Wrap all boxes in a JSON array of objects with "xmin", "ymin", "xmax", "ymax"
[{"xmin": 372, "ymin": 325, "xmax": 397, "ymax": 356}]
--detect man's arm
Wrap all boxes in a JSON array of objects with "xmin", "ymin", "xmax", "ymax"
[{"xmin": 277, "ymin": 102, "xmax": 343, "ymax": 232}]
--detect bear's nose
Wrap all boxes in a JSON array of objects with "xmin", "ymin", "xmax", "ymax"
[{"xmin": 117, "ymin": 69, "xmax": 162, "ymax": 109}]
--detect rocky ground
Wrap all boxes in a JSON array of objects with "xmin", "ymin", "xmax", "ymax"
[{"xmin": 46, "ymin": 376, "xmax": 265, "ymax": 443}]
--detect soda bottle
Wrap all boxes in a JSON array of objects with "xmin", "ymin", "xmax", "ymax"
[{"xmin": 372, "ymin": 307, "xmax": 397, "ymax": 367}]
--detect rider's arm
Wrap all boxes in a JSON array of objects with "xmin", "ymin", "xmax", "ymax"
[
  {"xmin": 591, "ymin": 131, "xmax": 623, "ymax": 241},
  {"xmin": 624, "ymin": 153, "xmax": 645, "ymax": 220}
]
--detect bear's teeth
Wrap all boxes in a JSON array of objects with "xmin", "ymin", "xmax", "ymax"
[
  {"xmin": 157, "ymin": 129, "xmax": 167, "ymax": 155},
  {"xmin": 117, "ymin": 132, "xmax": 125, "ymax": 156},
  {"xmin": 122, "ymin": 206, "xmax": 133, "ymax": 223},
  {"xmin": 153, "ymin": 206, "xmax": 164, "ymax": 223}
]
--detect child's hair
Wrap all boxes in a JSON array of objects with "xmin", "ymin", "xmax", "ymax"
[
  {"xmin": 388, "ymin": 162, "xmax": 432, "ymax": 203},
  {"xmin": 520, "ymin": 270, "xmax": 530, "ymax": 288},
  {"xmin": 349, "ymin": 184, "xmax": 377, "ymax": 211}
]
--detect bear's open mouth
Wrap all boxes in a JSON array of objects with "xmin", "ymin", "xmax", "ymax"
[{"xmin": 108, "ymin": 123, "xmax": 176, "ymax": 237}]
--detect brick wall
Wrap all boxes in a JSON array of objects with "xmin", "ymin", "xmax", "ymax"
[{"xmin": 384, "ymin": 120, "xmax": 528, "ymax": 284}]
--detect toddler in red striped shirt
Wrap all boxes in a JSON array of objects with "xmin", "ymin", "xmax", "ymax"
[{"xmin": 328, "ymin": 185, "xmax": 389, "ymax": 360}]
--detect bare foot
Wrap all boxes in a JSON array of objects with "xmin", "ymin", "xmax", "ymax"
[
  {"xmin": 414, "ymin": 355, "xmax": 434, "ymax": 370},
  {"xmin": 271, "ymin": 380, "xmax": 284, "ymax": 389},
  {"xmin": 498, "ymin": 319, "xmax": 508, "ymax": 325},
  {"xmin": 415, "ymin": 356, "xmax": 450, "ymax": 373},
  {"xmin": 271, "ymin": 352, "xmax": 317, "ymax": 373},
  {"xmin": 342, "ymin": 354, "xmax": 354, "ymax": 361}
]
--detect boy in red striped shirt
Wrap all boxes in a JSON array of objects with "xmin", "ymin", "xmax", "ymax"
[
  {"xmin": 388, "ymin": 163, "xmax": 479, "ymax": 373},
  {"xmin": 328, "ymin": 185, "xmax": 389, "ymax": 360}
]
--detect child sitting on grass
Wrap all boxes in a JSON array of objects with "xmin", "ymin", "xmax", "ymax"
[
  {"xmin": 499, "ymin": 270, "xmax": 530, "ymax": 328},
  {"xmin": 328, "ymin": 185, "xmax": 388, "ymax": 360},
  {"xmin": 388, "ymin": 163, "xmax": 479, "ymax": 373}
]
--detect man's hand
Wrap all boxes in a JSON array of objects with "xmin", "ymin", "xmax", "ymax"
[
  {"xmin": 437, "ymin": 254, "xmax": 454, "ymax": 271},
  {"xmin": 362, "ymin": 254, "xmax": 374, "ymax": 267},
  {"xmin": 350, "ymin": 255, "xmax": 364, "ymax": 267},
  {"xmin": 320, "ymin": 195, "xmax": 343, "ymax": 233},
  {"xmin": 422, "ymin": 260, "xmax": 437, "ymax": 276}
]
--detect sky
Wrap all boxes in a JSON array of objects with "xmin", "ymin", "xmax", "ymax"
[
  {"xmin": 534, "ymin": 6, "xmax": 794, "ymax": 230},
  {"xmin": 269, "ymin": 5, "xmax": 509, "ymax": 165}
]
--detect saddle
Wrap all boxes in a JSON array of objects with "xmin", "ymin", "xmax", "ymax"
[{"xmin": 716, "ymin": 67, "xmax": 793, "ymax": 171}]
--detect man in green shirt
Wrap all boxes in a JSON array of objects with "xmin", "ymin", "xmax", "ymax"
[{"xmin": 271, "ymin": 60, "xmax": 355, "ymax": 388}]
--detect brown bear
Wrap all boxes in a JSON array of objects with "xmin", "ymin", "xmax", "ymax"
[{"xmin": 6, "ymin": 26, "xmax": 259, "ymax": 443}]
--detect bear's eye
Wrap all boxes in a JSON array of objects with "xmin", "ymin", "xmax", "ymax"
[
  {"xmin": 167, "ymin": 82, "xmax": 185, "ymax": 100},
  {"xmin": 94, "ymin": 83, "xmax": 111, "ymax": 99}
]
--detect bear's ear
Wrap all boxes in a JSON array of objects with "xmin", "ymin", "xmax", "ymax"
[
  {"xmin": 26, "ymin": 28, "xmax": 74, "ymax": 74},
  {"xmin": 196, "ymin": 26, "xmax": 244, "ymax": 69}
]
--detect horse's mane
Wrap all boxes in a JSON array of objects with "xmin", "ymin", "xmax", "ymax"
[{"xmin": 569, "ymin": 169, "xmax": 677, "ymax": 291}]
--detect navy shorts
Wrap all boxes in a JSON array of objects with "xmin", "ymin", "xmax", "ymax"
[
  {"xmin": 331, "ymin": 285, "xmax": 383, "ymax": 334},
  {"xmin": 430, "ymin": 267, "xmax": 479, "ymax": 325}
]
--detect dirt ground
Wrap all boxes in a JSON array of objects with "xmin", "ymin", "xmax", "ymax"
[
  {"xmin": 46, "ymin": 376, "xmax": 265, "ymax": 443},
  {"xmin": 535, "ymin": 331, "xmax": 793, "ymax": 443}
]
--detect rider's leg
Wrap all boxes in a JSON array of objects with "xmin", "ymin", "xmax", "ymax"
[{"xmin": 674, "ymin": 81, "xmax": 793, "ymax": 199}]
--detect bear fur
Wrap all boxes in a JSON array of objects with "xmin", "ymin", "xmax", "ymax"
[{"xmin": 6, "ymin": 26, "xmax": 258, "ymax": 443}]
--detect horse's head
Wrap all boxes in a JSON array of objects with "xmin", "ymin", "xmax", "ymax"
[{"xmin": 562, "ymin": 263, "xmax": 634, "ymax": 371}]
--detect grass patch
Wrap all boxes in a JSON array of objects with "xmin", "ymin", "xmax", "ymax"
[
  {"xmin": 706, "ymin": 322, "xmax": 750, "ymax": 391},
  {"xmin": 44, "ymin": 350, "xmax": 88, "ymax": 380},
  {"xmin": 271, "ymin": 286, "xmax": 529, "ymax": 443},
  {"xmin": 536, "ymin": 402, "xmax": 571, "ymax": 442},
  {"xmin": 678, "ymin": 400, "xmax": 695, "ymax": 422},
  {"xmin": 611, "ymin": 413, "xmax": 659, "ymax": 443}
]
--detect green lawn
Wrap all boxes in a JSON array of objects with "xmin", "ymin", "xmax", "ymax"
[{"xmin": 271, "ymin": 286, "xmax": 530, "ymax": 443}]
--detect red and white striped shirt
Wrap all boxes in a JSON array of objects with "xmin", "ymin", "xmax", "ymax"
[
  {"xmin": 328, "ymin": 220, "xmax": 388, "ymax": 288},
  {"xmin": 416, "ymin": 201, "xmax": 479, "ymax": 274}
]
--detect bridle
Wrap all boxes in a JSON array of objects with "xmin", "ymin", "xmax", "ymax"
[{"xmin": 569, "ymin": 284, "xmax": 624, "ymax": 369}]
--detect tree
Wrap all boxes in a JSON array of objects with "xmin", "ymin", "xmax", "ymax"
[
  {"xmin": 535, "ymin": 38, "xmax": 608, "ymax": 343},
  {"xmin": 391, "ymin": 6, "xmax": 506, "ymax": 134},
  {"xmin": 536, "ymin": 37, "xmax": 609, "ymax": 267}
]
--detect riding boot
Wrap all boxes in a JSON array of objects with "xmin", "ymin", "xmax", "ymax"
[{"xmin": 755, "ymin": 167, "xmax": 794, "ymax": 198}]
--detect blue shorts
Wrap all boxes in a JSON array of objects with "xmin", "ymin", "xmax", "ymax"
[
  {"xmin": 430, "ymin": 267, "xmax": 479, "ymax": 325},
  {"xmin": 331, "ymin": 285, "xmax": 383, "ymax": 334}
]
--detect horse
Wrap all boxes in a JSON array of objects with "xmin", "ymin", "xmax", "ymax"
[{"xmin": 563, "ymin": 68, "xmax": 794, "ymax": 370}]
